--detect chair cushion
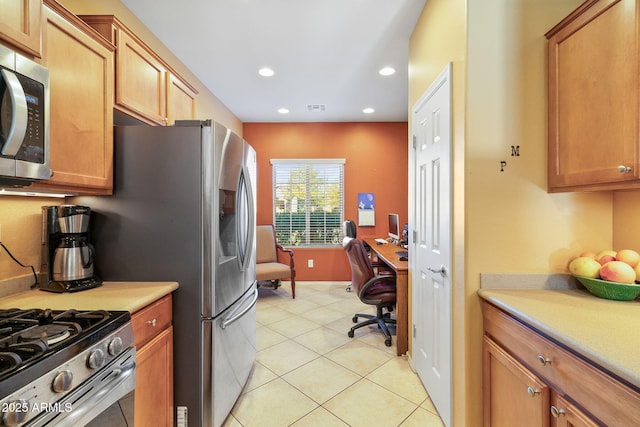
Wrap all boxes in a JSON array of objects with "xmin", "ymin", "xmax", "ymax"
[
  {"xmin": 256, "ymin": 225, "xmax": 277, "ymax": 263},
  {"xmin": 256, "ymin": 262, "xmax": 292, "ymax": 281},
  {"xmin": 364, "ymin": 278, "xmax": 397, "ymax": 304}
]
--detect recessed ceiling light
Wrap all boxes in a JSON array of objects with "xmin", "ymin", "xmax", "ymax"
[
  {"xmin": 363, "ymin": 107, "xmax": 375, "ymax": 114},
  {"xmin": 278, "ymin": 108, "xmax": 289, "ymax": 114},
  {"xmin": 379, "ymin": 67, "xmax": 396, "ymax": 76},
  {"xmin": 258, "ymin": 67, "xmax": 275, "ymax": 77}
]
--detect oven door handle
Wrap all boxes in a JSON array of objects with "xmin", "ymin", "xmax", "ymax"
[{"xmin": 56, "ymin": 358, "xmax": 136, "ymax": 427}]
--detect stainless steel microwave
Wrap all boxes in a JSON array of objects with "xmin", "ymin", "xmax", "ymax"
[{"xmin": 0, "ymin": 44, "xmax": 50, "ymax": 186}]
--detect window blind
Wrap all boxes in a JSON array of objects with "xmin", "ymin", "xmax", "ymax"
[{"xmin": 271, "ymin": 159, "xmax": 345, "ymax": 247}]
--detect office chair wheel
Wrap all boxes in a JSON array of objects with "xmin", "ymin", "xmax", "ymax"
[
  {"xmin": 385, "ymin": 338, "xmax": 392, "ymax": 347},
  {"xmin": 348, "ymin": 330, "xmax": 355, "ymax": 338},
  {"xmin": 352, "ymin": 316, "xmax": 358, "ymax": 323}
]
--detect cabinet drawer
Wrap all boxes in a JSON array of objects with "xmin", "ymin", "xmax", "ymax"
[
  {"xmin": 483, "ymin": 301, "xmax": 640, "ymax": 425},
  {"xmin": 132, "ymin": 294, "xmax": 172, "ymax": 348}
]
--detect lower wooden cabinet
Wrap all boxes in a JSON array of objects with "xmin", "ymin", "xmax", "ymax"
[
  {"xmin": 131, "ymin": 295, "xmax": 174, "ymax": 427},
  {"xmin": 482, "ymin": 301, "xmax": 640, "ymax": 426},
  {"xmin": 483, "ymin": 337, "xmax": 549, "ymax": 427},
  {"xmin": 550, "ymin": 392, "xmax": 598, "ymax": 427}
]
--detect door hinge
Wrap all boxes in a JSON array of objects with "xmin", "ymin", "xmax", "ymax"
[
  {"xmin": 412, "ymin": 135, "xmax": 417, "ymax": 149},
  {"xmin": 413, "ymin": 324, "xmax": 417, "ymax": 338},
  {"xmin": 412, "ymin": 230, "xmax": 418, "ymax": 243}
]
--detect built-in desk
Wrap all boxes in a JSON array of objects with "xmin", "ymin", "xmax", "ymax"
[{"xmin": 363, "ymin": 238, "xmax": 408, "ymax": 356}]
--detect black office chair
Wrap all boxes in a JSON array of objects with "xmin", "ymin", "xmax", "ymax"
[{"xmin": 343, "ymin": 237, "xmax": 397, "ymax": 347}]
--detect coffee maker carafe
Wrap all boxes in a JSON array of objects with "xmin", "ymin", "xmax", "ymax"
[{"xmin": 41, "ymin": 205, "xmax": 102, "ymax": 292}]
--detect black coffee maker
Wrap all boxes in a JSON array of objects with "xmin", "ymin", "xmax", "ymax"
[{"xmin": 40, "ymin": 205, "xmax": 102, "ymax": 292}]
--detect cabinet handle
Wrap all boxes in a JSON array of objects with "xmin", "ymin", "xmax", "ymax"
[
  {"xmin": 618, "ymin": 165, "xmax": 632, "ymax": 173},
  {"xmin": 147, "ymin": 318, "xmax": 157, "ymax": 327},
  {"xmin": 550, "ymin": 406, "xmax": 566, "ymax": 418},
  {"xmin": 526, "ymin": 386, "xmax": 540, "ymax": 398},
  {"xmin": 537, "ymin": 355, "xmax": 551, "ymax": 366}
]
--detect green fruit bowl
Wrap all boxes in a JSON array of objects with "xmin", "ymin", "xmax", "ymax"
[{"xmin": 574, "ymin": 276, "xmax": 640, "ymax": 301}]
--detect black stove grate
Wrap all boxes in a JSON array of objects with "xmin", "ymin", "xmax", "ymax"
[{"xmin": 0, "ymin": 308, "xmax": 130, "ymax": 390}]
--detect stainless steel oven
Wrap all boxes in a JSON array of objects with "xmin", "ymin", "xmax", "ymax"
[{"xmin": 0, "ymin": 309, "xmax": 135, "ymax": 426}]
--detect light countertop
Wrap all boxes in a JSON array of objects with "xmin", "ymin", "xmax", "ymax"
[
  {"xmin": 478, "ymin": 288, "xmax": 640, "ymax": 390},
  {"xmin": 0, "ymin": 281, "xmax": 179, "ymax": 313}
]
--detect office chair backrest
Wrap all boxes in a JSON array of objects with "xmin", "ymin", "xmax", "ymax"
[
  {"xmin": 343, "ymin": 220, "xmax": 357, "ymax": 238},
  {"xmin": 343, "ymin": 238, "xmax": 375, "ymax": 294}
]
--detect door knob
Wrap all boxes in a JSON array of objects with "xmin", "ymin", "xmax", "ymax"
[{"xmin": 427, "ymin": 265, "xmax": 446, "ymax": 276}]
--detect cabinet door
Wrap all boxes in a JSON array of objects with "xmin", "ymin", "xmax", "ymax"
[
  {"xmin": 116, "ymin": 29, "xmax": 168, "ymax": 125},
  {"xmin": 135, "ymin": 325, "xmax": 174, "ymax": 427},
  {"xmin": 547, "ymin": 0, "xmax": 638, "ymax": 191},
  {"xmin": 38, "ymin": 4, "xmax": 114, "ymax": 192},
  {"xmin": 551, "ymin": 393, "xmax": 599, "ymax": 427},
  {"xmin": 0, "ymin": 0, "xmax": 41, "ymax": 57},
  {"xmin": 484, "ymin": 336, "xmax": 550, "ymax": 427},
  {"xmin": 167, "ymin": 73, "xmax": 197, "ymax": 125}
]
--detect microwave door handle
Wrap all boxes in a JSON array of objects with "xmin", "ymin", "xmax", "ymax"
[{"xmin": 0, "ymin": 69, "xmax": 28, "ymax": 156}]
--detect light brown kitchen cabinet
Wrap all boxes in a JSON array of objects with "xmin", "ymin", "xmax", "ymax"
[
  {"xmin": 78, "ymin": 15, "xmax": 198, "ymax": 126},
  {"xmin": 546, "ymin": 0, "xmax": 639, "ymax": 192},
  {"xmin": 31, "ymin": 1, "xmax": 114, "ymax": 195},
  {"xmin": 483, "ymin": 337, "xmax": 550, "ymax": 427},
  {"xmin": 131, "ymin": 294, "xmax": 174, "ymax": 427},
  {"xmin": 482, "ymin": 301, "xmax": 640, "ymax": 426},
  {"xmin": 550, "ymin": 392, "xmax": 599, "ymax": 427},
  {"xmin": 0, "ymin": 0, "xmax": 42, "ymax": 57},
  {"xmin": 167, "ymin": 73, "xmax": 197, "ymax": 125}
]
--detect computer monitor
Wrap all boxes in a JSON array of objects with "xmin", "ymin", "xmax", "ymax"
[{"xmin": 388, "ymin": 213, "xmax": 400, "ymax": 241}]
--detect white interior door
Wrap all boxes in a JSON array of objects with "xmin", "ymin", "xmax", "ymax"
[{"xmin": 410, "ymin": 63, "xmax": 452, "ymax": 426}]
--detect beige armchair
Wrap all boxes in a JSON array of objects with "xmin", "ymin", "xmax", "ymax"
[{"xmin": 255, "ymin": 225, "xmax": 296, "ymax": 298}]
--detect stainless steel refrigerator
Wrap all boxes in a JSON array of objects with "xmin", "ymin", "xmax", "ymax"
[{"xmin": 74, "ymin": 120, "xmax": 257, "ymax": 427}]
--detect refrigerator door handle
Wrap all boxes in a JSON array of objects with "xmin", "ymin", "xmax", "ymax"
[
  {"xmin": 236, "ymin": 165, "xmax": 255, "ymax": 272},
  {"xmin": 221, "ymin": 285, "xmax": 258, "ymax": 329}
]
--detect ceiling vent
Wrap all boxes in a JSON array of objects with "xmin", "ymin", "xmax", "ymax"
[{"xmin": 307, "ymin": 104, "xmax": 326, "ymax": 113}]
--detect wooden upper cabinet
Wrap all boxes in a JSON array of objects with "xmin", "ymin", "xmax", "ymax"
[
  {"xmin": 116, "ymin": 28, "xmax": 168, "ymax": 124},
  {"xmin": 79, "ymin": 15, "xmax": 198, "ymax": 126},
  {"xmin": 167, "ymin": 73, "xmax": 197, "ymax": 125},
  {"xmin": 32, "ymin": 1, "xmax": 115, "ymax": 194},
  {"xmin": 546, "ymin": 0, "xmax": 639, "ymax": 192},
  {"xmin": 0, "ymin": 0, "xmax": 42, "ymax": 57}
]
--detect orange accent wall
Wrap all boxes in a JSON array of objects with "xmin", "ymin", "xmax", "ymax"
[{"xmin": 243, "ymin": 122, "xmax": 408, "ymax": 281}]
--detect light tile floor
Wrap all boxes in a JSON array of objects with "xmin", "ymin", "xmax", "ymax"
[{"xmin": 223, "ymin": 282, "xmax": 445, "ymax": 427}]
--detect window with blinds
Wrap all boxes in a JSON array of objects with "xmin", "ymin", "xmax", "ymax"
[{"xmin": 271, "ymin": 159, "xmax": 345, "ymax": 247}]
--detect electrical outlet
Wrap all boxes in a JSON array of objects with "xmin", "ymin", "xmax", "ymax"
[
  {"xmin": 177, "ymin": 406, "xmax": 188, "ymax": 427},
  {"xmin": 308, "ymin": 259, "xmax": 314, "ymax": 268}
]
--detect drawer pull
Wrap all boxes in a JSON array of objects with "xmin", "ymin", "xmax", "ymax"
[
  {"xmin": 147, "ymin": 318, "xmax": 157, "ymax": 327},
  {"xmin": 537, "ymin": 355, "xmax": 551, "ymax": 366},
  {"xmin": 618, "ymin": 165, "xmax": 632, "ymax": 174},
  {"xmin": 526, "ymin": 387, "xmax": 540, "ymax": 398},
  {"xmin": 550, "ymin": 406, "xmax": 565, "ymax": 418}
]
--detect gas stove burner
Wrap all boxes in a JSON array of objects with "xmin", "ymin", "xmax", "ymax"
[
  {"xmin": 20, "ymin": 324, "xmax": 72, "ymax": 345},
  {"xmin": 0, "ymin": 352, "xmax": 22, "ymax": 371},
  {"xmin": 0, "ymin": 308, "xmax": 130, "ymax": 384}
]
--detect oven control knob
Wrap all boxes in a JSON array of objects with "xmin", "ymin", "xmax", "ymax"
[
  {"xmin": 52, "ymin": 370, "xmax": 74, "ymax": 393},
  {"xmin": 87, "ymin": 348, "xmax": 105, "ymax": 369},
  {"xmin": 2, "ymin": 399, "xmax": 30, "ymax": 425},
  {"xmin": 108, "ymin": 336, "xmax": 123, "ymax": 356}
]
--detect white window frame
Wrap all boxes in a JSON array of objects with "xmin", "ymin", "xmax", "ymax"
[{"xmin": 271, "ymin": 158, "xmax": 345, "ymax": 247}]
